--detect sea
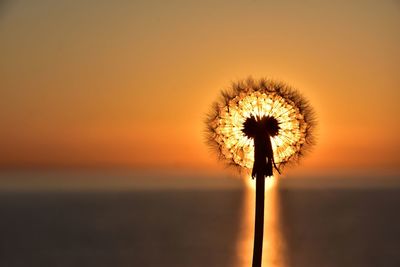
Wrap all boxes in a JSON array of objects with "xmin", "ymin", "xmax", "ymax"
[{"xmin": 0, "ymin": 170, "xmax": 399, "ymax": 267}]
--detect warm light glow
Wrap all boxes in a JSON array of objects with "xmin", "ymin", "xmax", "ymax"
[
  {"xmin": 215, "ymin": 91, "xmax": 304, "ymax": 168},
  {"xmin": 236, "ymin": 181, "xmax": 288, "ymax": 267},
  {"xmin": 207, "ymin": 79, "xmax": 315, "ymax": 174},
  {"xmin": 245, "ymin": 175, "xmax": 276, "ymax": 191}
]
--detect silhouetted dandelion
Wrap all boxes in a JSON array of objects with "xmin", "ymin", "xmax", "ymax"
[{"xmin": 205, "ymin": 77, "xmax": 316, "ymax": 267}]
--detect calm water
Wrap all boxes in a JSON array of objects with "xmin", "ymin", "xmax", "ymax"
[{"xmin": 0, "ymin": 172, "xmax": 399, "ymax": 267}]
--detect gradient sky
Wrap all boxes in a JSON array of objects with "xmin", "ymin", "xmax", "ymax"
[{"xmin": 0, "ymin": 0, "xmax": 399, "ymax": 176}]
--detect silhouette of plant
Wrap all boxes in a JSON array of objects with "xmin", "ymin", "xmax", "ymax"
[
  {"xmin": 205, "ymin": 77, "xmax": 316, "ymax": 267},
  {"xmin": 206, "ymin": 77, "xmax": 316, "ymax": 176}
]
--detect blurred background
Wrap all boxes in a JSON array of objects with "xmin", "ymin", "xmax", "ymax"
[{"xmin": 0, "ymin": 0, "xmax": 399, "ymax": 266}]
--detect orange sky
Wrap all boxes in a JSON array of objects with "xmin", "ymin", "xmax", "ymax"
[{"xmin": 0, "ymin": 1, "xmax": 399, "ymax": 176}]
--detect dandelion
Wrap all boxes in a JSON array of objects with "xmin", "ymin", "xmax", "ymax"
[{"xmin": 205, "ymin": 77, "xmax": 316, "ymax": 267}]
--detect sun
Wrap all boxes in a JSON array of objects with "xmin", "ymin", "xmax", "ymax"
[{"xmin": 206, "ymin": 77, "xmax": 315, "ymax": 175}]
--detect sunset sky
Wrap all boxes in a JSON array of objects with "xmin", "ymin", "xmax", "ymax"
[{"xmin": 1, "ymin": 0, "xmax": 399, "ymax": 176}]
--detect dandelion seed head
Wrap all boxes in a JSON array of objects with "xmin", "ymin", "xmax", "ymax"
[{"xmin": 205, "ymin": 77, "xmax": 316, "ymax": 174}]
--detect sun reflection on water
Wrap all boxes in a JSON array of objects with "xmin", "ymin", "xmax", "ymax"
[{"xmin": 236, "ymin": 177, "xmax": 288, "ymax": 267}]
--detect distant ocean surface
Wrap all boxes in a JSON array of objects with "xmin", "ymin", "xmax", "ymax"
[{"xmin": 0, "ymin": 171, "xmax": 399, "ymax": 267}]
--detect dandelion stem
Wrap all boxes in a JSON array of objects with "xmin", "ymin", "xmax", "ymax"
[{"xmin": 252, "ymin": 172, "xmax": 265, "ymax": 267}]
